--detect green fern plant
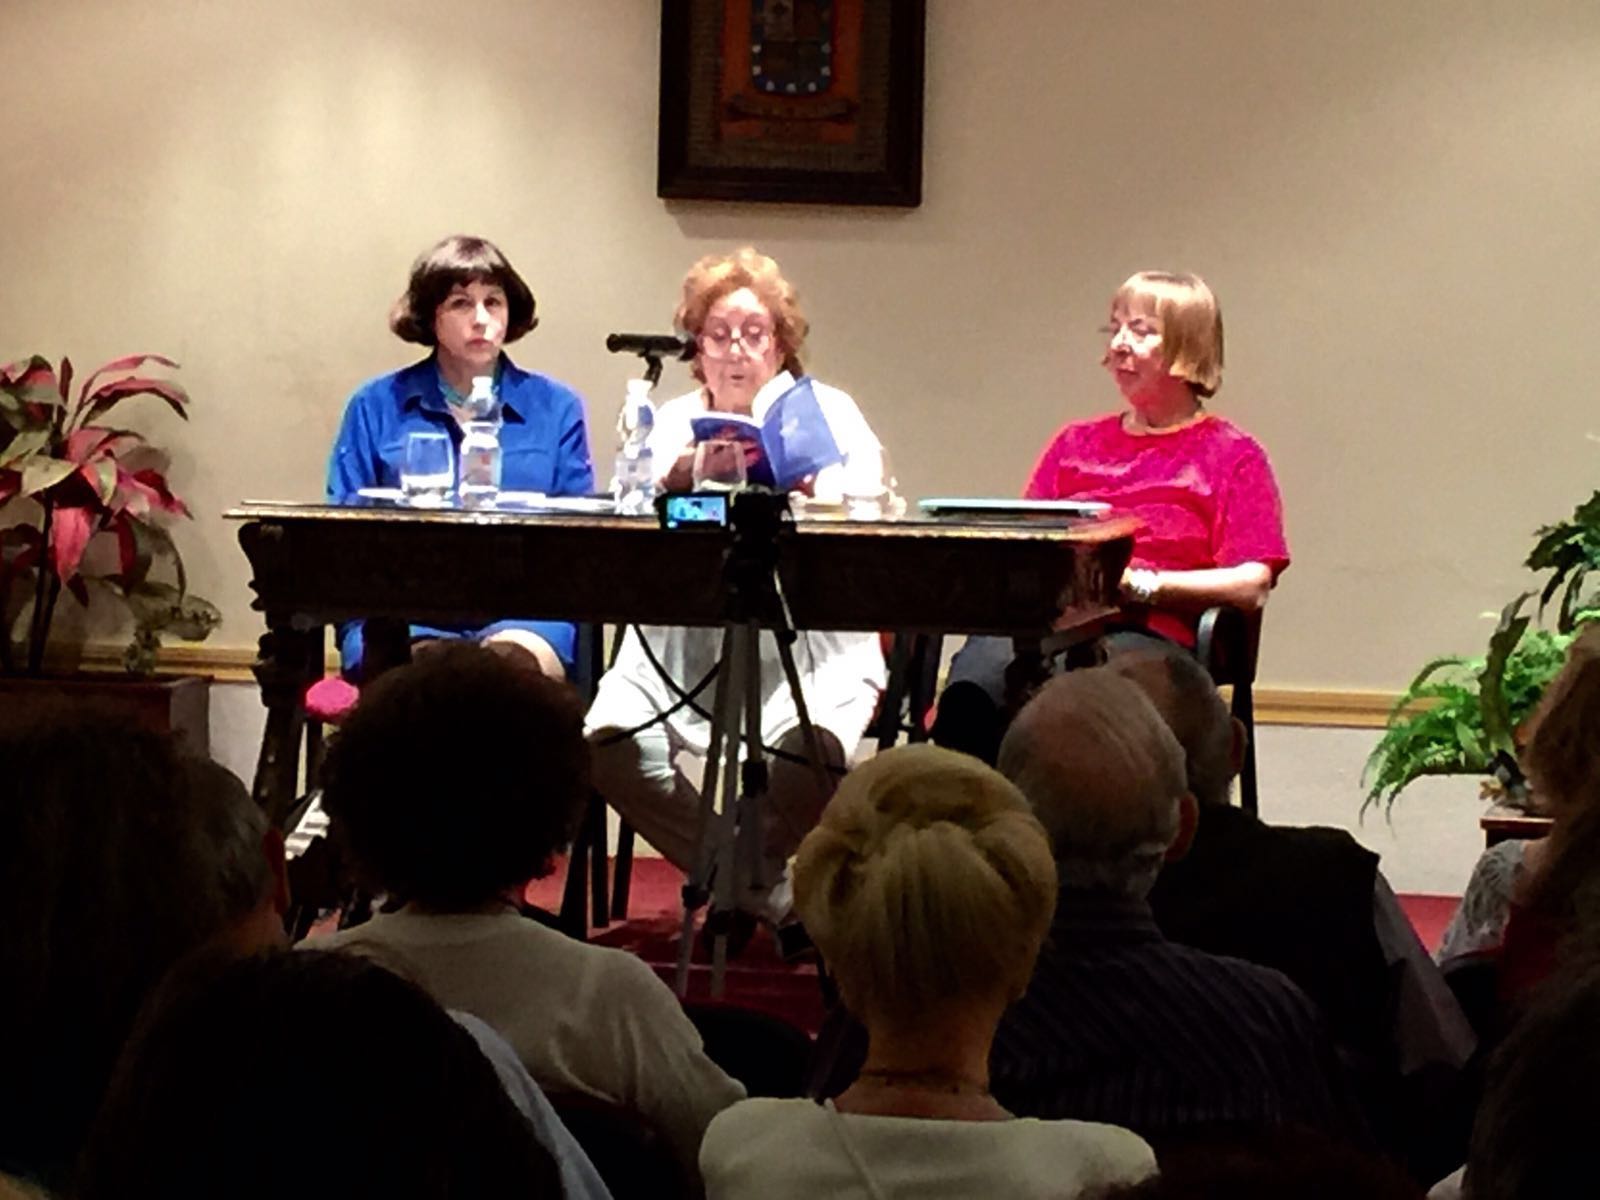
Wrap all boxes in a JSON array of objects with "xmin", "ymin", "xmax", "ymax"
[
  {"xmin": 1527, "ymin": 488, "xmax": 1600, "ymax": 632},
  {"xmin": 1363, "ymin": 483, "xmax": 1600, "ymax": 815},
  {"xmin": 1362, "ymin": 596, "xmax": 1588, "ymax": 815}
]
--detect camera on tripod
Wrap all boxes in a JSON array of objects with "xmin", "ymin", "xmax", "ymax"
[{"xmin": 655, "ymin": 487, "xmax": 792, "ymax": 535}]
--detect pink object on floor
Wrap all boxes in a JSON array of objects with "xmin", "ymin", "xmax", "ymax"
[{"xmin": 304, "ymin": 676, "xmax": 360, "ymax": 724}]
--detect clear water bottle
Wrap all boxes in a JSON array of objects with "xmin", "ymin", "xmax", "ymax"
[
  {"xmin": 613, "ymin": 377, "xmax": 656, "ymax": 515},
  {"xmin": 458, "ymin": 376, "xmax": 501, "ymax": 508}
]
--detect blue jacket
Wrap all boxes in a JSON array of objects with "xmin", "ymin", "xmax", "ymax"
[{"xmin": 326, "ymin": 353, "xmax": 595, "ymax": 675}]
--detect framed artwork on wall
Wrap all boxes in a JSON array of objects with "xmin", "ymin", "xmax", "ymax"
[{"xmin": 657, "ymin": 0, "xmax": 925, "ymax": 207}]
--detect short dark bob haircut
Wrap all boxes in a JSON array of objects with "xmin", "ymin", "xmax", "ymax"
[
  {"xmin": 388, "ymin": 234, "xmax": 538, "ymax": 347},
  {"xmin": 320, "ymin": 643, "xmax": 590, "ymax": 910}
]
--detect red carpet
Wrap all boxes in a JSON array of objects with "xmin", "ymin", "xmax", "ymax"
[
  {"xmin": 526, "ymin": 858, "xmax": 826, "ymax": 1034},
  {"xmin": 1398, "ymin": 893, "xmax": 1459, "ymax": 956},
  {"xmin": 529, "ymin": 858, "xmax": 1464, "ymax": 1036}
]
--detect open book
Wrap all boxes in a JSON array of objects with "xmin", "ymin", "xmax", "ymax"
[{"xmin": 688, "ymin": 376, "xmax": 843, "ymax": 490}]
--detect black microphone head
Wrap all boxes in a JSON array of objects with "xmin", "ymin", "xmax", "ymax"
[{"xmin": 606, "ymin": 332, "xmax": 696, "ymax": 360}]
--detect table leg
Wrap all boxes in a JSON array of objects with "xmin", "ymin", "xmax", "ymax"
[{"xmin": 250, "ymin": 622, "xmax": 324, "ymax": 831}]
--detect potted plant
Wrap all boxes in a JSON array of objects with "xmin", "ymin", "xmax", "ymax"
[
  {"xmin": 1363, "ymin": 491, "xmax": 1600, "ymax": 813},
  {"xmin": 0, "ymin": 353, "xmax": 220, "ymax": 745}
]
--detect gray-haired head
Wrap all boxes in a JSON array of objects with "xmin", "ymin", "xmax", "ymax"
[
  {"xmin": 1108, "ymin": 642, "xmax": 1241, "ymax": 809},
  {"xmin": 997, "ymin": 667, "xmax": 1189, "ymax": 898},
  {"xmin": 180, "ymin": 758, "xmax": 274, "ymax": 922}
]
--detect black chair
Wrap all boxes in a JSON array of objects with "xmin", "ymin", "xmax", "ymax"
[
  {"xmin": 546, "ymin": 1093, "xmax": 689, "ymax": 1200},
  {"xmin": 683, "ymin": 1000, "xmax": 814, "ymax": 1098},
  {"xmin": 560, "ymin": 623, "xmax": 632, "ymax": 938},
  {"xmin": 1194, "ymin": 605, "xmax": 1264, "ymax": 815},
  {"xmin": 870, "ymin": 632, "xmax": 943, "ymax": 750}
]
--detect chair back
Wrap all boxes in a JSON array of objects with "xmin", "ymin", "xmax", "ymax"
[
  {"xmin": 1196, "ymin": 606, "xmax": 1264, "ymax": 814},
  {"xmin": 546, "ymin": 1093, "xmax": 690, "ymax": 1200},
  {"xmin": 684, "ymin": 1001, "xmax": 813, "ymax": 1098}
]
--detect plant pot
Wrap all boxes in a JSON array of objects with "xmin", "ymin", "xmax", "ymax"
[{"xmin": 0, "ymin": 673, "xmax": 211, "ymax": 757}]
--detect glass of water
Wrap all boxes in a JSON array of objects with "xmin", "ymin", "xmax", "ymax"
[
  {"xmin": 401, "ymin": 430, "xmax": 453, "ymax": 507},
  {"xmin": 842, "ymin": 445, "xmax": 906, "ymax": 521}
]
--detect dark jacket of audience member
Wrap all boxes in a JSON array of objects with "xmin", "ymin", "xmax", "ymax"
[
  {"xmin": 74, "ymin": 950, "xmax": 562, "ymax": 1200},
  {"xmin": 990, "ymin": 669, "xmax": 1368, "ymax": 1147},
  {"xmin": 1113, "ymin": 647, "xmax": 1475, "ymax": 1177},
  {"xmin": 0, "ymin": 710, "xmax": 281, "ymax": 1189}
]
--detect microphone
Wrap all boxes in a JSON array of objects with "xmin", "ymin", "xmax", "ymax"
[{"xmin": 606, "ymin": 332, "xmax": 696, "ymax": 360}]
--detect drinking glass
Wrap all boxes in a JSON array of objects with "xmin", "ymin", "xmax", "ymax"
[
  {"xmin": 692, "ymin": 438, "xmax": 748, "ymax": 491},
  {"xmin": 401, "ymin": 430, "xmax": 453, "ymax": 507},
  {"xmin": 843, "ymin": 446, "xmax": 906, "ymax": 521}
]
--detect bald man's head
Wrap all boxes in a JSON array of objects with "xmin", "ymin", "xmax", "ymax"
[{"xmin": 997, "ymin": 667, "xmax": 1190, "ymax": 897}]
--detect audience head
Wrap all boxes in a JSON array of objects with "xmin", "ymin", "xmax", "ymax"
[
  {"xmin": 320, "ymin": 642, "xmax": 590, "ymax": 910},
  {"xmin": 794, "ymin": 744, "xmax": 1057, "ymax": 1027},
  {"xmin": 389, "ymin": 234, "xmax": 538, "ymax": 346},
  {"xmin": 1518, "ymin": 624, "xmax": 1600, "ymax": 919},
  {"xmin": 675, "ymin": 246, "xmax": 808, "ymax": 382},
  {"xmin": 1465, "ymin": 951, "xmax": 1600, "ymax": 1199},
  {"xmin": 186, "ymin": 755, "xmax": 291, "ymax": 952},
  {"xmin": 75, "ymin": 949, "xmax": 562, "ymax": 1200},
  {"xmin": 997, "ymin": 667, "xmax": 1194, "ymax": 897},
  {"xmin": 1109, "ymin": 641, "xmax": 1245, "ymax": 809},
  {"xmin": 1106, "ymin": 269, "xmax": 1225, "ymax": 398},
  {"xmin": 0, "ymin": 709, "xmax": 275, "ymax": 1185},
  {"xmin": 1521, "ymin": 622, "xmax": 1600, "ymax": 817}
]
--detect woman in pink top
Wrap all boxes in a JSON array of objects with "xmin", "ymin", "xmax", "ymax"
[{"xmin": 934, "ymin": 271, "xmax": 1288, "ymax": 761}]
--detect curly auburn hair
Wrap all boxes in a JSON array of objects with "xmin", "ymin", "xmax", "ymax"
[{"xmin": 674, "ymin": 246, "xmax": 809, "ymax": 383}]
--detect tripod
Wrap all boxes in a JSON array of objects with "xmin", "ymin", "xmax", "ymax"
[{"xmin": 673, "ymin": 491, "xmax": 832, "ymax": 999}]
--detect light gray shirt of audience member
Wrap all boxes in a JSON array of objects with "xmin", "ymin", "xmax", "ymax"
[{"xmin": 453, "ymin": 1012, "xmax": 613, "ymax": 1200}]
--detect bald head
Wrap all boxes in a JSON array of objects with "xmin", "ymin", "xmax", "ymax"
[
  {"xmin": 997, "ymin": 667, "xmax": 1189, "ymax": 896},
  {"xmin": 1109, "ymin": 645, "xmax": 1241, "ymax": 809}
]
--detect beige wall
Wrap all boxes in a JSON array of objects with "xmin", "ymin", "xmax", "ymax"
[{"xmin": 3, "ymin": 0, "xmax": 1597, "ymax": 690}]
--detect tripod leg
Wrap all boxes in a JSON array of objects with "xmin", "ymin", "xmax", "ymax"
[
  {"xmin": 675, "ymin": 623, "xmax": 740, "ymax": 997},
  {"xmin": 733, "ymin": 622, "xmax": 770, "ymax": 917},
  {"xmin": 775, "ymin": 632, "xmax": 836, "ymax": 799},
  {"xmin": 707, "ymin": 623, "xmax": 756, "ymax": 999}
]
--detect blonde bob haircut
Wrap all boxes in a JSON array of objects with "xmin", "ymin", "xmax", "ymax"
[
  {"xmin": 1111, "ymin": 270, "xmax": 1225, "ymax": 398},
  {"xmin": 793, "ymin": 744, "xmax": 1058, "ymax": 1026},
  {"xmin": 673, "ymin": 247, "xmax": 809, "ymax": 383}
]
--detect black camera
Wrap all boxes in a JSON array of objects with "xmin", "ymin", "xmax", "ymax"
[
  {"xmin": 655, "ymin": 487, "xmax": 791, "ymax": 534},
  {"xmin": 657, "ymin": 491, "xmax": 731, "ymax": 529}
]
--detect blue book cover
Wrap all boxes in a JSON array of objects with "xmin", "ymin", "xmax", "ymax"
[{"xmin": 688, "ymin": 376, "xmax": 842, "ymax": 489}]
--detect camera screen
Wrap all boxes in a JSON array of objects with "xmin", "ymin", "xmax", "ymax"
[{"xmin": 660, "ymin": 492, "xmax": 730, "ymax": 529}]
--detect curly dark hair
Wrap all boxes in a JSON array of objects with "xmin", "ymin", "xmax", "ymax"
[
  {"xmin": 388, "ymin": 234, "xmax": 538, "ymax": 346},
  {"xmin": 76, "ymin": 949, "xmax": 561, "ymax": 1200},
  {"xmin": 320, "ymin": 643, "xmax": 590, "ymax": 909}
]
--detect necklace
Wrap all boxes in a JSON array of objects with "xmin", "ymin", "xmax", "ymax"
[
  {"xmin": 1123, "ymin": 404, "xmax": 1207, "ymax": 435},
  {"xmin": 856, "ymin": 1067, "xmax": 991, "ymax": 1097}
]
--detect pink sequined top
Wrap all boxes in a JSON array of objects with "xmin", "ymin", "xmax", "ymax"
[{"xmin": 1024, "ymin": 413, "xmax": 1289, "ymax": 641}]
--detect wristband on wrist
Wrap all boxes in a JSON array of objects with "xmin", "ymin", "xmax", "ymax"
[{"xmin": 1124, "ymin": 568, "xmax": 1160, "ymax": 605}]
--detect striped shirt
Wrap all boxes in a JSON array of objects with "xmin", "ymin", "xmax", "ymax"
[{"xmin": 991, "ymin": 889, "xmax": 1367, "ymax": 1147}]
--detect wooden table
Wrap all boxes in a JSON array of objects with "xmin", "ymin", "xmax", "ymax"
[
  {"xmin": 229, "ymin": 500, "xmax": 1138, "ymax": 827},
  {"xmin": 1481, "ymin": 802, "xmax": 1554, "ymax": 847}
]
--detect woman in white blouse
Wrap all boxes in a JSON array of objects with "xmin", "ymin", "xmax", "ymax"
[{"xmin": 585, "ymin": 247, "xmax": 887, "ymax": 928}]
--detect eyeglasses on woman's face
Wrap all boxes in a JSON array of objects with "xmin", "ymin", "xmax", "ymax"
[{"xmin": 698, "ymin": 319, "xmax": 775, "ymax": 360}]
